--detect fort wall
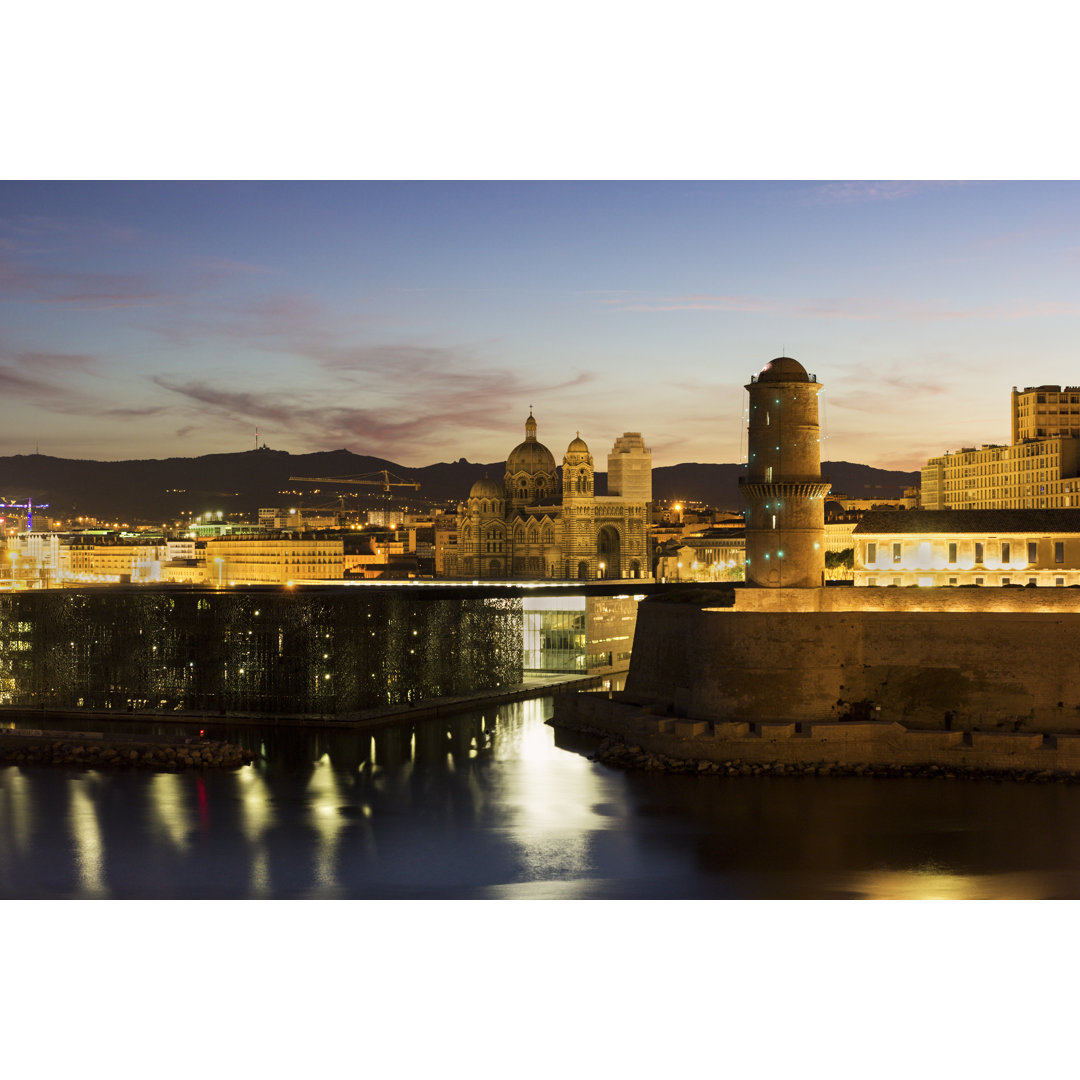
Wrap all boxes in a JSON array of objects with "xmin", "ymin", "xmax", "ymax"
[
  {"xmin": 555, "ymin": 692, "xmax": 1080, "ymax": 775},
  {"xmin": 623, "ymin": 597, "xmax": 1080, "ymax": 732}
]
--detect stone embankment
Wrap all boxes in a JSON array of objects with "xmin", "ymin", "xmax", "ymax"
[
  {"xmin": 552, "ymin": 694, "xmax": 1080, "ymax": 782},
  {"xmin": 0, "ymin": 730, "xmax": 255, "ymax": 770},
  {"xmin": 587, "ymin": 732, "xmax": 1080, "ymax": 784}
]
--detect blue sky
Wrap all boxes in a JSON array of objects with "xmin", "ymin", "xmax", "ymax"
[{"xmin": 3, "ymin": 180, "xmax": 1080, "ymax": 470}]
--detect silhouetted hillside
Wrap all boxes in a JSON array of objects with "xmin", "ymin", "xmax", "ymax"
[
  {"xmin": 651, "ymin": 460, "xmax": 918, "ymax": 509},
  {"xmin": 0, "ymin": 449, "xmax": 918, "ymax": 523}
]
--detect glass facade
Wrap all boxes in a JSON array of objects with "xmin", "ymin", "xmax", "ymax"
[{"xmin": 522, "ymin": 596, "xmax": 587, "ymax": 673}]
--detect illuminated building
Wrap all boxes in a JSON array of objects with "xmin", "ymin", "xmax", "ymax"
[
  {"xmin": 1011, "ymin": 384, "xmax": 1080, "ymax": 442},
  {"xmin": 60, "ymin": 538, "xmax": 165, "ymax": 583},
  {"xmin": 432, "ymin": 513, "xmax": 458, "ymax": 576},
  {"xmin": 740, "ymin": 356, "xmax": 830, "ymax": 587},
  {"xmin": 444, "ymin": 413, "xmax": 652, "ymax": 580},
  {"xmin": 655, "ymin": 530, "xmax": 745, "ymax": 582},
  {"xmin": 921, "ymin": 385, "xmax": 1080, "ymax": 510},
  {"xmin": 921, "ymin": 439, "xmax": 1080, "ymax": 510},
  {"xmin": 852, "ymin": 509, "xmax": 1080, "ymax": 586},
  {"xmin": 203, "ymin": 535, "xmax": 344, "ymax": 585},
  {"xmin": 606, "ymin": 432, "xmax": 652, "ymax": 503}
]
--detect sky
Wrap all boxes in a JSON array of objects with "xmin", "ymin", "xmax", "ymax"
[{"xmin": 4, "ymin": 180, "xmax": 1080, "ymax": 472}]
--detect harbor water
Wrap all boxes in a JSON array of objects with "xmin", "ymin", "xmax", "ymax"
[{"xmin": 5, "ymin": 696, "xmax": 1080, "ymax": 898}]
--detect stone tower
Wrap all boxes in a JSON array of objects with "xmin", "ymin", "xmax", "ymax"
[{"xmin": 740, "ymin": 356, "xmax": 830, "ymax": 587}]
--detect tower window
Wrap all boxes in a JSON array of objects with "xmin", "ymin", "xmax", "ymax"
[{"xmin": 765, "ymin": 466, "xmax": 773, "ymax": 482}]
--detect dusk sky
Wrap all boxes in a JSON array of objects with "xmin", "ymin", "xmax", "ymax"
[{"xmin": 3, "ymin": 180, "xmax": 1079, "ymax": 472}]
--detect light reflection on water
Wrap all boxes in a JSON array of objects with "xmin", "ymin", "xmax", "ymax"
[
  {"xmin": 5, "ymin": 697, "xmax": 1080, "ymax": 898},
  {"xmin": 68, "ymin": 780, "xmax": 108, "ymax": 898}
]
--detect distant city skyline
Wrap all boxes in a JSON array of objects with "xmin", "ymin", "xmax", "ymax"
[{"xmin": 3, "ymin": 180, "xmax": 1080, "ymax": 470}]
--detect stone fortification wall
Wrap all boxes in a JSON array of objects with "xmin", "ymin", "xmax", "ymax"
[
  {"xmin": 625, "ymin": 600, "xmax": 1080, "ymax": 732},
  {"xmin": 554, "ymin": 693, "xmax": 1080, "ymax": 776}
]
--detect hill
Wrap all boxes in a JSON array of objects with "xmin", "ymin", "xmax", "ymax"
[
  {"xmin": 0, "ymin": 450, "xmax": 919, "ymax": 523},
  {"xmin": 651, "ymin": 460, "xmax": 919, "ymax": 509}
]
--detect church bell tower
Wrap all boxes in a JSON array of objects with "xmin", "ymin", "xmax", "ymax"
[{"xmin": 740, "ymin": 356, "xmax": 830, "ymax": 588}]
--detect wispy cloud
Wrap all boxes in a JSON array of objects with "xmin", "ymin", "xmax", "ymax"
[
  {"xmin": 0, "ymin": 214, "xmax": 145, "ymax": 250},
  {"xmin": 599, "ymin": 289, "xmax": 1080, "ymax": 323},
  {"xmin": 0, "ymin": 363, "xmax": 93, "ymax": 411},
  {"xmin": 805, "ymin": 181, "xmax": 969, "ymax": 206},
  {"xmin": 0, "ymin": 350, "xmax": 164, "ymax": 421},
  {"xmin": 8, "ymin": 350, "xmax": 100, "ymax": 373},
  {"xmin": 153, "ymin": 362, "xmax": 594, "ymax": 462},
  {"xmin": 0, "ymin": 258, "xmax": 161, "ymax": 310},
  {"xmin": 146, "ymin": 292, "xmax": 341, "ymax": 348},
  {"xmin": 600, "ymin": 293, "xmax": 768, "ymax": 313}
]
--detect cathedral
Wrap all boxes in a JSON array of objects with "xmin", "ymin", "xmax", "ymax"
[{"xmin": 444, "ymin": 413, "xmax": 653, "ymax": 580}]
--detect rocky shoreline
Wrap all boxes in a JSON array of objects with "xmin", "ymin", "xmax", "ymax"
[
  {"xmin": 581, "ymin": 729, "xmax": 1080, "ymax": 784},
  {"xmin": 0, "ymin": 733, "xmax": 256, "ymax": 771}
]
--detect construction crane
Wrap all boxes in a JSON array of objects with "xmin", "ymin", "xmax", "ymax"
[
  {"xmin": 1, "ymin": 498, "xmax": 50, "ymax": 532},
  {"xmin": 288, "ymin": 470, "xmax": 420, "ymax": 492}
]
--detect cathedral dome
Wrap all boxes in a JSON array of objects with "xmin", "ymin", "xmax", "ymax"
[
  {"xmin": 566, "ymin": 435, "xmax": 590, "ymax": 454},
  {"xmin": 506, "ymin": 412, "xmax": 557, "ymax": 477},
  {"xmin": 756, "ymin": 356, "xmax": 809, "ymax": 383},
  {"xmin": 469, "ymin": 475, "xmax": 503, "ymax": 500}
]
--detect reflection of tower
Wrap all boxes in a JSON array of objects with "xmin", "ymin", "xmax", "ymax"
[{"xmin": 740, "ymin": 357, "xmax": 830, "ymax": 588}]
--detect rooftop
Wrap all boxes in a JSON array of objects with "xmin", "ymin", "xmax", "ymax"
[{"xmin": 853, "ymin": 509, "xmax": 1080, "ymax": 535}]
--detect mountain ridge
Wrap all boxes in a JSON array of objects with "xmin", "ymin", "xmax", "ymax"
[{"xmin": 0, "ymin": 449, "xmax": 920, "ymax": 522}]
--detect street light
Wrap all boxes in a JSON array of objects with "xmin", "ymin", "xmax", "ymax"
[{"xmin": 598, "ymin": 560, "xmax": 605, "ymax": 580}]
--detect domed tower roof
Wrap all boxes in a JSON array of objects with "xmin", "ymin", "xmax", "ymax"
[
  {"xmin": 469, "ymin": 475, "xmax": 503, "ymax": 499},
  {"xmin": 506, "ymin": 412, "xmax": 557, "ymax": 476},
  {"xmin": 756, "ymin": 356, "xmax": 809, "ymax": 383},
  {"xmin": 567, "ymin": 434, "xmax": 590, "ymax": 454}
]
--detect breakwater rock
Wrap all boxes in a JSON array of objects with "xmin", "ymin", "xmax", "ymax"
[{"xmin": 0, "ymin": 732, "xmax": 256, "ymax": 771}]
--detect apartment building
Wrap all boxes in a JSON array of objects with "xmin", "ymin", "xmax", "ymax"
[{"xmin": 852, "ymin": 509, "xmax": 1080, "ymax": 586}]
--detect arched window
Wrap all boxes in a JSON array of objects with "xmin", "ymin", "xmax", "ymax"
[{"xmin": 542, "ymin": 526, "xmax": 553, "ymax": 544}]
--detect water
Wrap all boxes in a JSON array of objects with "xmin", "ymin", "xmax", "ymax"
[{"xmin": 4, "ymin": 697, "xmax": 1080, "ymax": 898}]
